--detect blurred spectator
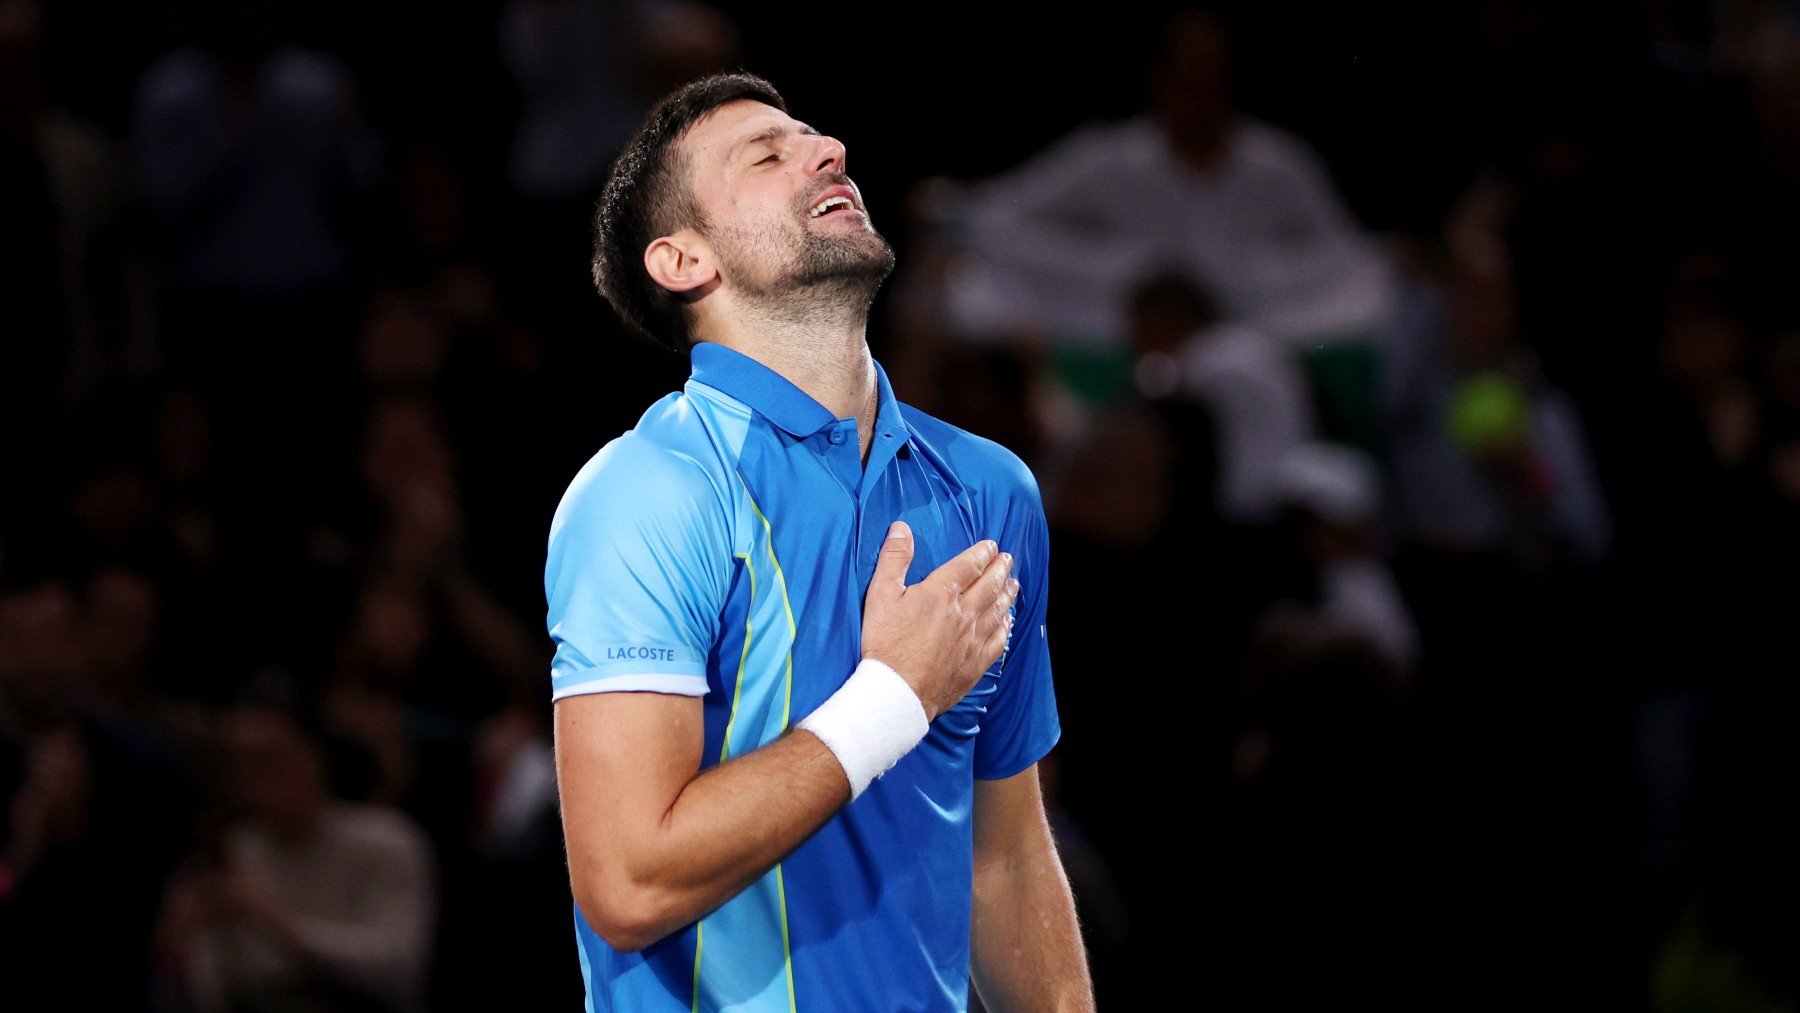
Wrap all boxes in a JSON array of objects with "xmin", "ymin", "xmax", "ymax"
[
  {"xmin": 1600, "ymin": 245, "xmax": 1785, "ymax": 687},
  {"xmin": 1042, "ymin": 400, "xmax": 1259, "ymax": 1006},
  {"xmin": 130, "ymin": 0, "xmax": 381, "ymax": 658},
  {"xmin": 923, "ymin": 343, "xmax": 1052, "ymax": 473},
  {"xmin": 84, "ymin": 564, "xmax": 164, "ymax": 715},
  {"xmin": 318, "ymin": 562, "xmax": 534, "ymax": 814},
  {"xmin": 1272, "ymin": 443, "xmax": 1421, "ymax": 677},
  {"xmin": 1218, "ymin": 606, "xmax": 1425, "ymax": 1007},
  {"xmin": 500, "ymin": 0, "xmax": 645, "ymax": 203},
  {"xmin": 1383, "ymin": 189, "xmax": 1612, "ymax": 568},
  {"xmin": 132, "ymin": 0, "xmax": 378, "ymax": 299},
  {"xmin": 497, "ymin": 0, "xmax": 739, "ymax": 337},
  {"xmin": 930, "ymin": 8, "xmax": 1395, "ymax": 354},
  {"xmin": 441, "ymin": 705, "xmax": 578, "ymax": 1009},
  {"xmin": 156, "ymin": 701, "xmax": 434, "ymax": 1012},
  {"xmin": 0, "ymin": 0, "xmax": 146, "ymax": 566},
  {"xmin": 1657, "ymin": 252, "xmax": 1762, "ymax": 475},
  {"xmin": 0, "ymin": 0, "xmax": 145, "ymax": 393},
  {"xmin": 357, "ymin": 288, "xmax": 451, "ymax": 393},
  {"xmin": 501, "ymin": 0, "xmax": 738, "ymax": 202},
  {"xmin": 1, "ymin": 576, "xmax": 195, "ymax": 1007},
  {"xmin": 1128, "ymin": 272, "xmax": 1316, "ymax": 524},
  {"xmin": 1727, "ymin": 26, "xmax": 1800, "ymax": 334}
]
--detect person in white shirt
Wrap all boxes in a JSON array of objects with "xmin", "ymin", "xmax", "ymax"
[
  {"xmin": 932, "ymin": 8, "xmax": 1396, "ymax": 353},
  {"xmin": 1128, "ymin": 273, "xmax": 1317, "ymax": 525},
  {"xmin": 157, "ymin": 702, "xmax": 436, "ymax": 1012}
]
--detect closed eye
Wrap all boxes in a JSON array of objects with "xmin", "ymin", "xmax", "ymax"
[{"xmin": 757, "ymin": 152, "xmax": 780, "ymax": 165}]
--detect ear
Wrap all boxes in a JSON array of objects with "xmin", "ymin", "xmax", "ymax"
[{"xmin": 644, "ymin": 228, "xmax": 718, "ymax": 297}]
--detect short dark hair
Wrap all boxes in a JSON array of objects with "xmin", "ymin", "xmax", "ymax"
[{"xmin": 592, "ymin": 72, "xmax": 788, "ymax": 352}]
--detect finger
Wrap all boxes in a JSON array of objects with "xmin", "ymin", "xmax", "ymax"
[
  {"xmin": 978, "ymin": 577, "xmax": 1019, "ymax": 641},
  {"xmin": 986, "ymin": 576, "xmax": 1020, "ymax": 633},
  {"xmin": 927, "ymin": 538, "xmax": 999, "ymax": 594},
  {"xmin": 975, "ymin": 610, "xmax": 1014, "ymax": 675},
  {"xmin": 961, "ymin": 550, "xmax": 1012, "ymax": 620},
  {"xmin": 868, "ymin": 521, "xmax": 914, "ymax": 601}
]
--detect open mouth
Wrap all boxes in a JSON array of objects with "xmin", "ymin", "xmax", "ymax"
[{"xmin": 807, "ymin": 195, "xmax": 859, "ymax": 218}]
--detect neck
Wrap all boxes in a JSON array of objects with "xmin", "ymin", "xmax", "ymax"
[
  {"xmin": 702, "ymin": 302, "xmax": 881, "ymax": 461},
  {"xmin": 1155, "ymin": 115, "xmax": 1234, "ymax": 174}
]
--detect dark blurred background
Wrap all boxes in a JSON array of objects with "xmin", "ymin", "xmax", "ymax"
[{"xmin": 3, "ymin": 0, "xmax": 1798, "ymax": 1008}]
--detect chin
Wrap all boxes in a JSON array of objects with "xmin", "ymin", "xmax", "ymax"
[{"xmin": 795, "ymin": 231, "xmax": 896, "ymax": 287}]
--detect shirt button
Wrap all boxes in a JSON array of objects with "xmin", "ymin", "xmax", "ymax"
[{"xmin": 829, "ymin": 428, "xmax": 848, "ymax": 445}]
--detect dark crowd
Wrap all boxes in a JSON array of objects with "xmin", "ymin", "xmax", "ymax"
[{"xmin": 3, "ymin": 0, "xmax": 1798, "ymax": 1009}]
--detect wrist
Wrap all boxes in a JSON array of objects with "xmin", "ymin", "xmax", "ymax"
[{"xmin": 797, "ymin": 658, "xmax": 930, "ymax": 800}]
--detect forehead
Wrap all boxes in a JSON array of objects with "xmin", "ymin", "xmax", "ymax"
[{"xmin": 679, "ymin": 98, "xmax": 810, "ymax": 169}]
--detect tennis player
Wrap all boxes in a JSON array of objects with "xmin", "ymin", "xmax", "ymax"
[{"xmin": 546, "ymin": 71, "xmax": 1093, "ymax": 1011}]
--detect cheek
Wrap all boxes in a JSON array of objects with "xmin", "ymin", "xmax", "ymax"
[{"xmin": 750, "ymin": 174, "xmax": 801, "ymax": 214}]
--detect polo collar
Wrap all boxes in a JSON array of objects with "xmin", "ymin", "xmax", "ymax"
[{"xmin": 687, "ymin": 341, "xmax": 910, "ymax": 448}]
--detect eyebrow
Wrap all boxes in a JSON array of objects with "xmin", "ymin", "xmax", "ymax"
[{"xmin": 731, "ymin": 123, "xmax": 822, "ymax": 159}]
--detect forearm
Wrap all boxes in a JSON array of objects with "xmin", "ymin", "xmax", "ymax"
[
  {"xmin": 970, "ymin": 818, "xmax": 1094, "ymax": 1012},
  {"xmin": 646, "ymin": 727, "xmax": 850, "ymax": 904},
  {"xmin": 556, "ymin": 523, "xmax": 1009, "ymax": 953},
  {"xmin": 568, "ymin": 723, "xmax": 850, "ymax": 951}
]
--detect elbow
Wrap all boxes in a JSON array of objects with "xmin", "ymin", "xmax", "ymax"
[
  {"xmin": 571, "ymin": 870, "xmax": 678, "ymax": 954},
  {"xmin": 591, "ymin": 911, "xmax": 663, "ymax": 955}
]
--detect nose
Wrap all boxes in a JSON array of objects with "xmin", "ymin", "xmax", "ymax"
[{"xmin": 808, "ymin": 133, "xmax": 847, "ymax": 176}]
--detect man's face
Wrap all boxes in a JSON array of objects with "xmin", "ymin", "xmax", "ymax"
[
  {"xmin": 674, "ymin": 99, "xmax": 895, "ymax": 303},
  {"xmin": 224, "ymin": 709, "xmax": 325, "ymax": 829}
]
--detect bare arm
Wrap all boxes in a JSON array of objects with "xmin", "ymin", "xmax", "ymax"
[
  {"xmin": 557, "ymin": 525, "xmax": 1017, "ymax": 952},
  {"xmin": 970, "ymin": 763, "xmax": 1094, "ymax": 1012},
  {"xmin": 555, "ymin": 692, "xmax": 847, "ymax": 951}
]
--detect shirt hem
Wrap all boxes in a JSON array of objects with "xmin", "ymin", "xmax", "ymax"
[{"xmin": 553, "ymin": 673, "xmax": 711, "ymax": 700}]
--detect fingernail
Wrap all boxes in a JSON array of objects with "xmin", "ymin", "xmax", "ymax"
[{"xmin": 887, "ymin": 522, "xmax": 909, "ymax": 540}]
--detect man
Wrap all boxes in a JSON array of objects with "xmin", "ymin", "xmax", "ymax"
[
  {"xmin": 1126, "ymin": 273, "xmax": 1316, "ymax": 525},
  {"xmin": 156, "ymin": 702, "xmax": 436, "ymax": 1011},
  {"xmin": 545, "ymin": 72, "xmax": 1093, "ymax": 1011},
  {"xmin": 934, "ymin": 9, "xmax": 1394, "ymax": 351}
]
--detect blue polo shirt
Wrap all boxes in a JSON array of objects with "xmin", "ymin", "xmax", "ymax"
[{"xmin": 544, "ymin": 341, "xmax": 1061, "ymax": 1012}]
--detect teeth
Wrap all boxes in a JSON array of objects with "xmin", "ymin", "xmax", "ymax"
[{"xmin": 808, "ymin": 195, "xmax": 854, "ymax": 217}]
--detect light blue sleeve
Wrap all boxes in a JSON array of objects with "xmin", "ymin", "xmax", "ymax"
[{"xmin": 544, "ymin": 433, "xmax": 732, "ymax": 701}]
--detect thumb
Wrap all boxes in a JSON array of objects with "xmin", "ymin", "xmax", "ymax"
[{"xmin": 870, "ymin": 521, "xmax": 914, "ymax": 598}]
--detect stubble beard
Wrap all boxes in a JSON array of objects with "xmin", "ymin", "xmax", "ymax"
[{"xmin": 709, "ymin": 215, "xmax": 898, "ymax": 326}]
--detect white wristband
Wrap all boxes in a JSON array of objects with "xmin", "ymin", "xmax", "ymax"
[{"xmin": 797, "ymin": 658, "xmax": 931, "ymax": 800}]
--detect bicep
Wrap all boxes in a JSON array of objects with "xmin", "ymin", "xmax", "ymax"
[{"xmin": 555, "ymin": 691, "xmax": 705, "ymax": 879}]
